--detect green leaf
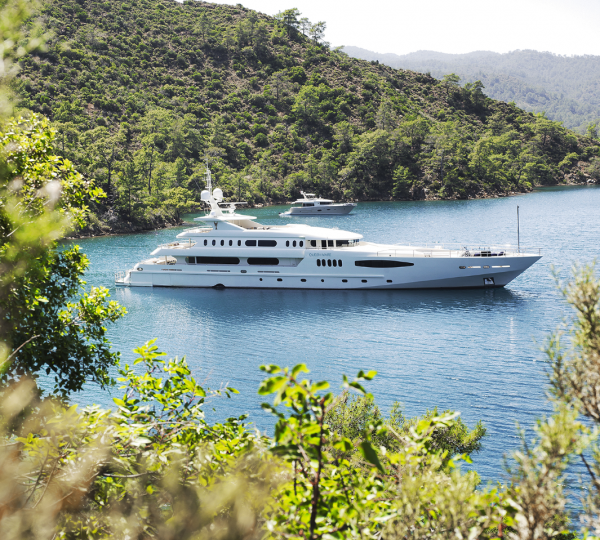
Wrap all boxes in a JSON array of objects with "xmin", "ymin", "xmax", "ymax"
[{"xmin": 358, "ymin": 440, "xmax": 385, "ymax": 473}]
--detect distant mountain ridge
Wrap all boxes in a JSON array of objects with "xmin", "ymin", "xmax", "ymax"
[{"xmin": 344, "ymin": 47, "xmax": 600, "ymax": 133}]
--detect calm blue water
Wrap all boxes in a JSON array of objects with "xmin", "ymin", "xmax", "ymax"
[{"xmin": 69, "ymin": 186, "xmax": 600, "ymax": 485}]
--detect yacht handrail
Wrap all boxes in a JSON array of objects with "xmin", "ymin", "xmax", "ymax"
[
  {"xmin": 377, "ymin": 245, "xmax": 541, "ymax": 258},
  {"xmin": 157, "ymin": 241, "xmax": 196, "ymax": 249}
]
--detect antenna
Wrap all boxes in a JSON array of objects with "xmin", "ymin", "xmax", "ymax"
[{"xmin": 517, "ymin": 205, "xmax": 520, "ymax": 252}]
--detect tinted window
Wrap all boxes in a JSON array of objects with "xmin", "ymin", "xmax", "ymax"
[
  {"xmin": 321, "ymin": 240, "xmax": 327, "ymax": 248},
  {"xmin": 299, "ymin": 241, "xmax": 304, "ymax": 247},
  {"xmin": 186, "ymin": 257, "xmax": 196, "ymax": 264},
  {"xmin": 229, "ymin": 240, "xmax": 232, "ymax": 246},
  {"xmin": 245, "ymin": 240, "xmax": 257, "ymax": 246},
  {"xmin": 338, "ymin": 259, "xmax": 342, "ymax": 267},
  {"xmin": 204, "ymin": 239, "xmax": 207, "ymax": 246},
  {"xmin": 238, "ymin": 240, "xmax": 241, "ymax": 246},
  {"xmin": 328, "ymin": 240, "xmax": 334, "ymax": 247},
  {"xmin": 286, "ymin": 241, "xmax": 289, "ymax": 247},
  {"xmin": 196, "ymin": 257, "xmax": 240, "ymax": 265},
  {"xmin": 336, "ymin": 240, "xmax": 349, "ymax": 247},
  {"xmin": 355, "ymin": 260, "xmax": 414, "ymax": 268},
  {"xmin": 212, "ymin": 240, "xmax": 216, "ymax": 246},
  {"xmin": 333, "ymin": 259, "xmax": 337, "ymax": 267},
  {"xmin": 293, "ymin": 240, "xmax": 297, "ymax": 247},
  {"xmin": 327, "ymin": 259, "xmax": 332, "ymax": 267},
  {"xmin": 310, "ymin": 240, "xmax": 317, "ymax": 247},
  {"xmin": 220, "ymin": 240, "xmax": 224, "ymax": 246},
  {"xmin": 247, "ymin": 258, "xmax": 279, "ymax": 266},
  {"xmin": 258, "ymin": 240, "xmax": 277, "ymax": 247},
  {"xmin": 317, "ymin": 259, "xmax": 321, "ymax": 267}
]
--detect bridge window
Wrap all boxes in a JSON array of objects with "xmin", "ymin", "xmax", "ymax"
[
  {"xmin": 238, "ymin": 240, "xmax": 241, "ymax": 246},
  {"xmin": 321, "ymin": 240, "xmax": 327, "ymax": 248}
]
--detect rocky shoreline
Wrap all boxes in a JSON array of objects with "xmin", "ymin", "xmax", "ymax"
[{"xmin": 68, "ymin": 180, "xmax": 597, "ymax": 240}]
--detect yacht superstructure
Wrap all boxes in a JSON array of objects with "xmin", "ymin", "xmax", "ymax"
[
  {"xmin": 116, "ymin": 167, "xmax": 541, "ymax": 290},
  {"xmin": 279, "ymin": 192, "xmax": 356, "ymax": 216}
]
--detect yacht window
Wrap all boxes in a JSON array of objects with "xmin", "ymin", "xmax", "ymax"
[
  {"xmin": 321, "ymin": 259, "xmax": 325, "ymax": 266},
  {"xmin": 293, "ymin": 240, "xmax": 297, "ymax": 247},
  {"xmin": 286, "ymin": 241, "xmax": 289, "ymax": 247},
  {"xmin": 220, "ymin": 240, "xmax": 224, "ymax": 246},
  {"xmin": 320, "ymin": 202, "xmax": 331, "ymax": 205},
  {"xmin": 327, "ymin": 259, "xmax": 332, "ymax": 267},
  {"xmin": 333, "ymin": 259, "xmax": 337, "ymax": 267},
  {"xmin": 245, "ymin": 240, "xmax": 257, "ymax": 246},
  {"xmin": 299, "ymin": 241, "xmax": 304, "ymax": 247},
  {"xmin": 317, "ymin": 259, "xmax": 321, "ymax": 267},
  {"xmin": 328, "ymin": 240, "xmax": 334, "ymax": 247},
  {"xmin": 303, "ymin": 203, "xmax": 314, "ymax": 207},
  {"xmin": 196, "ymin": 256, "xmax": 240, "ymax": 265},
  {"xmin": 338, "ymin": 259, "xmax": 342, "ymax": 267},
  {"xmin": 229, "ymin": 240, "xmax": 232, "ymax": 246},
  {"xmin": 336, "ymin": 240, "xmax": 350, "ymax": 247},
  {"xmin": 212, "ymin": 240, "xmax": 216, "ymax": 246},
  {"xmin": 247, "ymin": 257, "xmax": 279, "ymax": 265},
  {"xmin": 186, "ymin": 257, "xmax": 196, "ymax": 264},
  {"xmin": 355, "ymin": 260, "xmax": 415, "ymax": 268},
  {"xmin": 238, "ymin": 240, "xmax": 241, "ymax": 246},
  {"xmin": 204, "ymin": 240, "xmax": 207, "ymax": 246},
  {"xmin": 321, "ymin": 240, "xmax": 327, "ymax": 248},
  {"xmin": 258, "ymin": 240, "xmax": 277, "ymax": 247},
  {"xmin": 310, "ymin": 240, "xmax": 317, "ymax": 247}
]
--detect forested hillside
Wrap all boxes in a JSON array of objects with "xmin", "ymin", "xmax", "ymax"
[
  {"xmin": 16, "ymin": 0, "xmax": 600, "ymax": 233},
  {"xmin": 344, "ymin": 47, "xmax": 600, "ymax": 133}
]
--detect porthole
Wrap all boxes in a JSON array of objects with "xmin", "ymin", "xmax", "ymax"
[
  {"xmin": 361, "ymin": 279, "xmax": 367, "ymax": 283},
  {"xmin": 259, "ymin": 278, "xmax": 263, "ymax": 281},
  {"xmin": 286, "ymin": 240, "xmax": 290, "ymax": 247},
  {"xmin": 137, "ymin": 267, "xmax": 143, "ymax": 271},
  {"xmin": 277, "ymin": 278, "xmax": 283, "ymax": 282},
  {"xmin": 220, "ymin": 239, "xmax": 224, "ymax": 246},
  {"xmin": 342, "ymin": 279, "xmax": 348, "ymax": 283},
  {"xmin": 387, "ymin": 280, "xmax": 392, "ymax": 283},
  {"xmin": 333, "ymin": 259, "xmax": 337, "ymax": 267},
  {"xmin": 299, "ymin": 241, "xmax": 303, "ymax": 247},
  {"xmin": 338, "ymin": 260, "xmax": 342, "ymax": 267},
  {"xmin": 327, "ymin": 259, "xmax": 332, "ymax": 267},
  {"xmin": 229, "ymin": 240, "xmax": 233, "ymax": 246},
  {"xmin": 212, "ymin": 240, "xmax": 216, "ymax": 246},
  {"xmin": 204, "ymin": 239, "xmax": 207, "ymax": 246},
  {"xmin": 459, "ymin": 266, "xmax": 466, "ymax": 269},
  {"xmin": 301, "ymin": 279, "xmax": 306, "ymax": 282},
  {"xmin": 293, "ymin": 240, "xmax": 297, "ymax": 247},
  {"xmin": 321, "ymin": 279, "xmax": 324, "ymax": 282},
  {"xmin": 321, "ymin": 259, "xmax": 325, "ymax": 266},
  {"xmin": 238, "ymin": 240, "xmax": 241, "ymax": 246},
  {"xmin": 317, "ymin": 259, "xmax": 321, "ymax": 267}
]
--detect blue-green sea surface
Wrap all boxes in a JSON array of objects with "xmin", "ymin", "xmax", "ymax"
[{"xmin": 68, "ymin": 185, "xmax": 600, "ymax": 485}]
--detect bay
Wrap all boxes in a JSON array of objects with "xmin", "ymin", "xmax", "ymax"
[{"xmin": 69, "ymin": 185, "xmax": 600, "ymax": 485}]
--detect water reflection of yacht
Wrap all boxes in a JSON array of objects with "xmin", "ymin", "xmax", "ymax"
[
  {"xmin": 279, "ymin": 192, "xmax": 356, "ymax": 216},
  {"xmin": 116, "ymin": 167, "xmax": 541, "ymax": 290}
]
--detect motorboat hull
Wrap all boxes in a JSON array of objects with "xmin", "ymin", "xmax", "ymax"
[
  {"xmin": 280, "ymin": 204, "xmax": 355, "ymax": 216},
  {"xmin": 117, "ymin": 254, "xmax": 540, "ymax": 290}
]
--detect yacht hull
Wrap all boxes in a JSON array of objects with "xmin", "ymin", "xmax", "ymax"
[{"xmin": 117, "ymin": 255, "xmax": 540, "ymax": 290}]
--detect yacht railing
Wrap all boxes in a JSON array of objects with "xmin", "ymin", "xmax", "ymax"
[
  {"xmin": 115, "ymin": 270, "xmax": 127, "ymax": 284},
  {"xmin": 377, "ymin": 245, "xmax": 541, "ymax": 258},
  {"xmin": 157, "ymin": 240, "xmax": 196, "ymax": 249}
]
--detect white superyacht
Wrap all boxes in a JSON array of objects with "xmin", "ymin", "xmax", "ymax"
[
  {"xmin": 279, "ymin": 192, "xmax": 356, "ymax": 216},
  {"xmin": 116, "ymin": 167, "xmax": 541, "ymax": 290}
]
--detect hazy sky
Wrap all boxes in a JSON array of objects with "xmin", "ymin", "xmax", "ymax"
[{"xmin": 207, "ymin": 0, "xmax": 600, "ymax": 56}]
